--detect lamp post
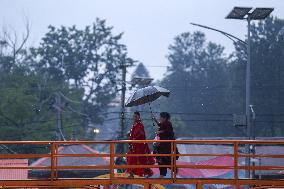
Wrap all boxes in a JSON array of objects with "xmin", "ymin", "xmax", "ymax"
[
  {"xmin": 226, "ymin": 7, "xmax": 273, "ymax": 179},
  {"xmin": 226, "ymin": 6, "xmax": 273, "ymax": 140}
]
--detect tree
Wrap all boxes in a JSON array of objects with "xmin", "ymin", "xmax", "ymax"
[
  {"xmin": 131, "ymin": 62, "xmax": 150, "ymax": 78},
  {"xmin": 160, "ymin": 31, "xmax": 234, "ymax": 137},
  {"xmin": 0, "ymin": 18, "xmax": 135, "ymax": 142},
  {"xmin": 27, "ymin": 18, "xmax": 135, "ymax": 128},
  {"xmin": 0, "ymin": 20, "xmax": 30, "ymax": 71},
  {"xmin": 0, "ymin": 58, "xmax": 84, "ymax": 141}
]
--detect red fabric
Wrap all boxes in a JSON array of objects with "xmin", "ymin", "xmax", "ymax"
[
  {"xmin": 0, "ymin": 159, "xmax": 28, "ymax": 180},
  {"xmin": 126, "ymin": 120, "xmax": 154, "ymax": 177}
]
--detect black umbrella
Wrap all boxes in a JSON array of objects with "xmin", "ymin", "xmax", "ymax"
[{"xmin": 125, "ymin": 86, "xmax": 170, "ymax": 108}]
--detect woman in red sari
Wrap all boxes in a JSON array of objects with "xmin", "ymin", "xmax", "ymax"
[{"xmin": 126, "ymin": 111, "xmax": 154, "ymax": 177}]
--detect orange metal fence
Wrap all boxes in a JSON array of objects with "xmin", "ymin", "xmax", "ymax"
[{"xmin": 0, "ymin": 140, "xmax": 284, "ymax": 188}]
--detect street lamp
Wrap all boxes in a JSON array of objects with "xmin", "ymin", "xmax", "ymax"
[
  {"xmin": 226, "ymin": 7, "xmax": 274, "ymax": 179},
  {"xmin": 226, "ymin": 7, "xmax": 273, "ymax": 140}
]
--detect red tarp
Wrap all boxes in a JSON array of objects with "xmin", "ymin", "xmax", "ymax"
[{"xmin": 0, "ymin": 159, "xmax": 28, "ymax": 180}]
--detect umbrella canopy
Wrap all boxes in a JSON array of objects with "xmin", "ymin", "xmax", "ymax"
[{"xmin": 125, "ymin": 86, "xmax": 170, "ymax": 107}]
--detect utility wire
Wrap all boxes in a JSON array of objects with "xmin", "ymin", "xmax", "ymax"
[{"xmin": 59, "ymin": 92, "xmax": 82, "ymax": 104}]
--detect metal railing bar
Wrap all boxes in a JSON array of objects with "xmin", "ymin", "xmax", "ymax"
[
  {"xmin": 55, "ymin": 153, "xmax": 109, "ymax": 157},
  {"xmin": 0, "ymin": 139, "xmax": 284, "ymax": 144},
  {"xmin": 56, "ymin": 165, "xmax": 110, "ymax": 170},
  {"xmin": 0, "ymin": 154, "xmax": 51, "ymax": 158},
  {"xmin": 0, "ymin": 166, "xmax": 50, "ymax": 169}
]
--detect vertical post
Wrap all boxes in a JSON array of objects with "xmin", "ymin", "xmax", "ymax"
[
  {"xmin": 50, "ymin": 143, "xmax": 55, "ymax": 181},
  {"xmin": 197, "ymin": 181, "xmax": 202, "ymax": 189},
  {"xmin": 259, "ymin": 158, "xmax": 262, "ymax": 179},
  {"xmin": 234, "ymin": 142, "xmax": 239, "ymax": 188},
  {"xmin": 250, "ymin": 105, "xmax": 256, "ymax": 179},
  {"xmin": 55, "ymin": 92, "xmax": 63, "ymax": 141},
  {"xmin": 120, "ymin": 64, "xmax": 127, "ymax": 153},
  {"xmin": 170, "ymin": 142, "xmax": 174, "ymax": 179},
  {"xmin": 245, "ymin": 17, "xmax": 251, "ymax": 179},
  {"xmin": 144, "ymin": 183, "xmax": 150, "ymax": 189},
  {"xmin": 55, "ymin": 143, "xmax": 59, "ymax": 179},
  {"xmin": 110, "ymin": 143, "xmax": 115, "ymax": 179},
  {"xmin": 144, "ymin": 183, "xmax": 151, "ymax": 189},
  {"xmin": 246, "ymin": 18, "xmax": 251, "ymax": 142},
  {"xmin": 173, "ymin": 141, "xmax": 177, "ymax": 181}
]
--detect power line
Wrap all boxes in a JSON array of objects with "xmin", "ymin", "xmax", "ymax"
[{"xmin": 59, "ymin": 91, "xmax": 82, "ymax": 104}]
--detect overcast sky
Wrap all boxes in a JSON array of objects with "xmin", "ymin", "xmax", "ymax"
[{"xmin": 1, "ymin": 0, "xmax": 284, "ymax": 80}]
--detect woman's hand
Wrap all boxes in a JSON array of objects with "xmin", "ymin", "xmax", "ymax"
[{"xmin": 156, "ymin": 130, "xmax": 163, "ymax": 134}]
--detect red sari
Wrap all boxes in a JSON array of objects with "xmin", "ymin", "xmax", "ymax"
[{"xmin": 126, "ymin": 120, "xmax": 154, "ymax": 177}]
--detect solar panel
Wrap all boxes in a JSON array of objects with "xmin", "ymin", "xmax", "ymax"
[
  {"xmin": 249, "ymin": 8, "xmax": 274, "ymax": 20},
  {"xmin": 226, "ymin": 7, "xmax": 252, "ymax": 19}
]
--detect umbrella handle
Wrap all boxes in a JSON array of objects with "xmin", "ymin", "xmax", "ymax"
[
  {"xmin": 148, "ymin": 102, "xmax": 156, "ymax": 127},
  {"xmin": 146, "ymin": 95, "xmax": 156, "ymax": 127}
]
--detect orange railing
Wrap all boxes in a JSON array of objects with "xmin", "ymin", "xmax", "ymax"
[{"xmin": 0, "ymin": 140, "xmax": 284, "ymax": 188}]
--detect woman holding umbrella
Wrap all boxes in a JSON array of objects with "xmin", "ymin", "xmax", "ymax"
[
  {"xmin": 125, "ymin": 86, "xmax": 171, "ymax": 177},
  {"xmin": 126, "ymin": 111, "xmax": 154, "ymax": 177},
  {"xmin": 153, "ymin": 112, "xmax": 177, "ymax": 178}
]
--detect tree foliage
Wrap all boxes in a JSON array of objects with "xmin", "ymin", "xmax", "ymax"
[
  {"xmin": 132, "ymin": 62, "xmax": 150, "ymax": 78},
  {"xmin": 28, "ymin": 18, "xmax": 134, "ymax": 124},
  {"xmin": 160, "ymin": 32, "xmax": 232, "ymax": 136},
  {"xmin": 0, "ymin": 18, "xmax": 134, "ymax": 142},
  {"xmin": 160, "ymin": 17, "xmax": 284, "ymax": 137}
]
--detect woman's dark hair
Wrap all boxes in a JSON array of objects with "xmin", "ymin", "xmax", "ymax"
[
  {"xmin": 160, "ymin": 112, "xmax": 170, "ymax": 120},
  {"xmin": 134, "ymin": 111, "xmax": 140, "ymax": 117}
]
